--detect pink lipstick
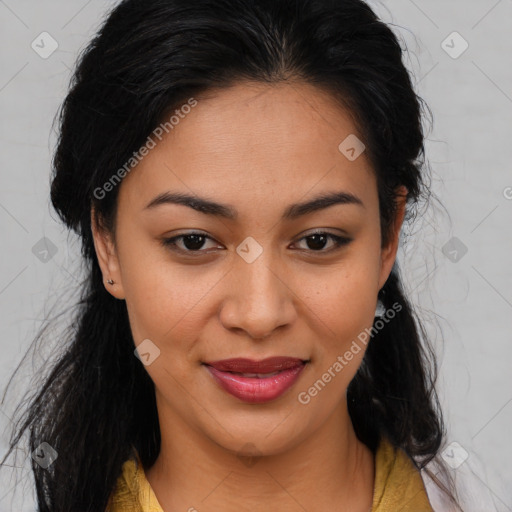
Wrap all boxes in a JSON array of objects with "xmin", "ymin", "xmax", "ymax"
[{"xmin": 203, "ymin": 356, "xmax": 307, "ymax": 403}]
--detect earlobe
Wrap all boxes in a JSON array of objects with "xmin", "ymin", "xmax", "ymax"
[
  {"xmin": 90, "ymin": 208, "xmax": 125, "ymax": 300},
  {"xmin": 378, "ymin": 186, "xmax": 408, "ymax": 291}
]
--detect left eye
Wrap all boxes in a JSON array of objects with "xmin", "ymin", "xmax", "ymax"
[
  {"xmin": 161, "ymin": 231, "xmax": 351, "ymax": 254},
  {"xmin": 293, "ymin": 231, "xmax": 352, "ymax": 252}
]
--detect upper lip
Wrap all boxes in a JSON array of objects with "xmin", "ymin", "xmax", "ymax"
[{"xmin": 204, "ymin": 356, "xmax": 307, "ymax": 373}]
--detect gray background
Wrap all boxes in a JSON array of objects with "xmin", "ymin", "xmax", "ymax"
[{"xmin": 0, "ymin": 1, "xmax": 511, "ymax": 510}]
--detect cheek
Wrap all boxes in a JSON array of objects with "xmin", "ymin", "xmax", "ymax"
[
  {"xmin": 124, "ymin": 273, "xmax": 203, "ymax": 345},
  {"xmin": 309, "ymin": 254, "xmax": 380, "ymax": 334},
  {"xmin": 310, "ymin": 277, "xmax": 376, "ymax": 371},
  {"xmin": 301, "ymin": 252, "xmax": 381, "ymax": 384},
  {"xmin": 335, "ymin": 271, "xmax": 378, "ymax": 331},
  {"xmin": 123, "ymin": 266, "xmax": 214, "ymax": 396},
  {"xmin": 120, "ymin": 241, "xmax": 222, "ymax": 363},
  {"xmin": 296, "ymin": 269, "xmax": 378, "ymax": 411}
]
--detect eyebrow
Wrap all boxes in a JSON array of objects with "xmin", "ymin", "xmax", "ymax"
[{"xmin": 144, "ymin": 190, "xmax": 364, "ymax": 221}]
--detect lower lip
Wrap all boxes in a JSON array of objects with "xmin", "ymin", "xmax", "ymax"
[{"xmin": 205, "ymin": 364, "xmax": 306, "ymax": 403}]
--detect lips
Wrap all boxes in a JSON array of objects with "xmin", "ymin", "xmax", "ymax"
[
  {"xmin": 203, "ymin": 357, "xmax": 308, "ymax": 403},
  {"xmin": 205, "ymin": 356, "xmax": 306, "ymax": 374}
]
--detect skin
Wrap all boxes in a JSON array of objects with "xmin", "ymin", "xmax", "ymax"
[{"xmin": 91, "ymin": 81, "xmax": 407, "ymax": 511}]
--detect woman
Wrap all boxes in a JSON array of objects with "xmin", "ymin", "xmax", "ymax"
[{"xmin": 1, "ymin": 0, "xmax": 464, "ymax": 510}]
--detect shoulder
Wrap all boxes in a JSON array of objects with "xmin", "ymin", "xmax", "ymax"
[
  {"xmin": 106, "ymin": 451, "xmax": 164, "ymax": 512},
  {"xmin": 372, "ymin": 436, "xmax": 434, "ymax": 511}
]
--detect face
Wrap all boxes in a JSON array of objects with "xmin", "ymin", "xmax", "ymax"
[{"xmin": 92, "ymin": 81, "xmax": 405, "ymax": 457}]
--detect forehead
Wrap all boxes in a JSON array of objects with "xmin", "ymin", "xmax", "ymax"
[{"xmin": 117, "ymin": 81, "xmax": 375, "ymax": 215}]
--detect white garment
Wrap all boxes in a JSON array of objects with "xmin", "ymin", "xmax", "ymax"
[{"xmin": 421, "ymin": 458, "xmax": 504, "ymax": 512}]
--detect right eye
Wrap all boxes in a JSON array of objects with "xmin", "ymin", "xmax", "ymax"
[{"xmin": 161, "ymin": 232, "xmax": 223, "ymax": 254}]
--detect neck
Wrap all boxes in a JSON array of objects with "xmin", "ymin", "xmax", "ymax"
[{"xmin": 146, "ymin": 395, "xmax": 375, "ymax": 512}]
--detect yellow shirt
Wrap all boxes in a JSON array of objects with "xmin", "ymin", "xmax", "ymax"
[{"xmin": 106, "ymin": 436, "xmax": 434, "ymax": 511}]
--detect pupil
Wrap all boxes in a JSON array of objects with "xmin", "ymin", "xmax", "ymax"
[
  {"xmin": 184, "ymin": 234, "xmax": 205, "ymax": 250},
  {"xmin": 307, "ymin": 234, "xmax": 327, "ymax": 250}
]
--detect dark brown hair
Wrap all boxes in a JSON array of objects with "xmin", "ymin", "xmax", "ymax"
[{"xmin": 2, "ymin": 0, "xmax": 462, "ymax": 510}]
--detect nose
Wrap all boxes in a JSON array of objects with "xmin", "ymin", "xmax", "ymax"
[{"xmin": 219, "ymin": 252, "xmax": 296, "ymax": 340}]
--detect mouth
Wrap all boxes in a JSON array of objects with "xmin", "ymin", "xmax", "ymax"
[
  {"xmin": 202, "ymin": 357, "xmax": 309, "ymax": 403},
  {"xmin": 204, "ymin": 356, "xmax": 307, "ymax": 373}
]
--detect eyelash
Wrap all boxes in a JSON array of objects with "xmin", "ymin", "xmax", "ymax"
[{"xmin": 161, "ymin": 230, "xmax": 352, "ymax": 256}]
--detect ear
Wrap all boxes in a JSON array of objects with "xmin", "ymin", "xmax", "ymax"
[
  {"xmin": 90, "ymin": 208, "xmax": 125, "ymax": 300},
  {"xmin": 377, "ymin": 185, "xmax": 408, "ymax": 291}
]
